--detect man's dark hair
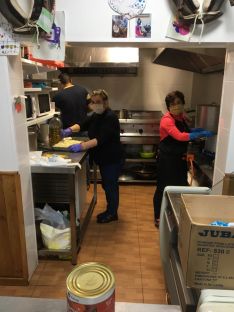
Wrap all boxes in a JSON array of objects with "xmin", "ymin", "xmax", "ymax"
[
  {"xmin": 165, "ymin": 90, "xmax": 185, "ymax": 109},
  {"xmin": 58, "ymin": 73, "xmax": 71, "ymax": 85}
]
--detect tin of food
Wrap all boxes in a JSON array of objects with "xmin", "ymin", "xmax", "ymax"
[{"xmin": 66, "ymin": 262, "xmax": 115, "ymax": 312}]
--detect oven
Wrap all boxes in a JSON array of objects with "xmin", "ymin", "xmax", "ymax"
[{"xmin": 119, "ymin": 110, "xmax": 161, "ymax": 183}]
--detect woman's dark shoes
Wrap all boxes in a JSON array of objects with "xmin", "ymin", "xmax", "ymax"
[
  {"xmin": 97, "ymin": 213, "xmax": 118, "ymax": 223},
  {"xmin": 96, "ymin": 211, "xmax": 108, "ymax": 220},
  {"xmin": 154, "ymin": 219, "xmax": 160, "ymax": 228}
]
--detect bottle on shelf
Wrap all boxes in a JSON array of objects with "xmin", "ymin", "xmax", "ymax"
[{"xmin": 49, "ymin": 114, "xmax": 62, "ymax": 146}]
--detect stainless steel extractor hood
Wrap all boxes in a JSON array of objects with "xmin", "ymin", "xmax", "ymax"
[
  {"xmin": 153, "ymin": 48, "xmax": 225, "ymax": 74},
  {"xmin": 61, "ymin": 47, "xmax": 139, "ymax": 76}
]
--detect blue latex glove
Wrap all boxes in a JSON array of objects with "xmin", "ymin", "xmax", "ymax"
[
  {"xmin": 191, "ymin": 127, "xmax": 205, "ymax": 132},
  {"xmin": 69, "ymin": 143, "xmax": 83, "ymax": 153},
  {"xmin": 61, "ymin": 128, "xmax": 72, "ymax": 138},
  {"xmin": 189, "ymin": 130, "xmax": 214, "ymax": 140}
]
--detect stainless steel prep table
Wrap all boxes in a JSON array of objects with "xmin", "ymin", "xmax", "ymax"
[
  {"xmin": 31, "ymin": 151, "xmax": 97, "ymax": 264},
  {"xmin": 0, "ymin": 297, "xmax": 181, "ymax": 312},
  {"xmin": 160, "ymin": 187, "xmax": 211, "ymax": 312}
]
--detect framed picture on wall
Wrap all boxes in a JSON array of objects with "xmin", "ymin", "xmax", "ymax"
[
  {"xmin": 166, "ymin": 15, "xmax": 191, "ymax": 42},
  {"xmin": 112, "ymin": 15, "xmax": 128, "ymax": 38},
  {"xmin": 135, "ymin": 14, "xmax": 151, "ymax": 38}
]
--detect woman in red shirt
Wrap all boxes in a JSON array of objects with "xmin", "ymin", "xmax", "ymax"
[{"xmin": 153, "ymin": 91, "xmax": 213, "ymax": 227}]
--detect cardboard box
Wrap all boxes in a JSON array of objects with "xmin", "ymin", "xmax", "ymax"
[{"xmin": 178, "ymin": 194, "xmax": 234, "ymax": 289}]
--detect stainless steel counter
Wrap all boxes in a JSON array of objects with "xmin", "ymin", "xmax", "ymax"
[
  {"xmin": 167, "ymin": 193, "xmax": 185, "ymax": 227},
  {"xmin": 30, "ymin": 150, "xmax": 97, "ymax": 264},
  {"xmin": 31, "ymin": 151, "xmax": 87, "ymax": 174},
  {"xmin": 160, "ymin": 187, "xmax": 211, "ymax": 312},
  {"xmin": 0, "ymin": 297, "xmax": 181, "ymax": 312}
]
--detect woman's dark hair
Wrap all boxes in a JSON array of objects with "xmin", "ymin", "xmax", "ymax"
[
  {"xmin": 58, "ymin": 73, "xmax": 71, "ymax": 85},
  {"xmin": 165, "ymin": 90, "xmax": 185, "ymax": 109}
]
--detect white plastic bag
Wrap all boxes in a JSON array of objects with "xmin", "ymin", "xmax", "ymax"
[
  {"xmin": 40, "ymin": 223, "xmax": 71, "ymax": 250},
  {"xmin": 35, "ymin": 203, "xmax": 70, "ymax": 229}
]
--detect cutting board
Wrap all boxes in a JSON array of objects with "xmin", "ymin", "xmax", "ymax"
[{"xmin": 52, "ymin": 138, "xmax": 83, "ymax": 151}]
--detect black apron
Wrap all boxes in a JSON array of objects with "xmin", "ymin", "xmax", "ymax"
[{"xmin": 157, "ymin": 116, "xmax": 190, "ymax": 189}]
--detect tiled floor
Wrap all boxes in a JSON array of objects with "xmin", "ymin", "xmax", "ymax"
[{"xmin": 0, "ymin": 184, "xmax": 166, "ymax": 303}]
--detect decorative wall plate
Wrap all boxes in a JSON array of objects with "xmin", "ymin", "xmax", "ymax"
[{"xmin": 108, "ymin": 0, "xmax": 146, "ymax": 19}]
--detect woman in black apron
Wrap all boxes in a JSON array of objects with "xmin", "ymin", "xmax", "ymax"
[{"xmin": 153, "ymin": 91, "xmax": 213, "ymax": 227}]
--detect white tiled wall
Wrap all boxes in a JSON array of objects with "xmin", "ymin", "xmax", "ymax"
[
  {"xmin": 212, "ymin": 49, "xmax": 234, "ymax": 194},
  {"xmin": 0, "ymin": 56, "xmax": 38, "ymax": 279}
]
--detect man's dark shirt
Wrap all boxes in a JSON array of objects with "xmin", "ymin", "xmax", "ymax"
[{"xmin": 54, "ymin": 85, "xmax": 88, "ymax": 129}]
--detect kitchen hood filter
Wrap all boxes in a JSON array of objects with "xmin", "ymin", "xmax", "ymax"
[
  {"xmin": 60, "ymin": 66, "xmax": 138, "ymax": 77},
  {"xmin": 63, "ymin": 47, "xmax": 139, "ymax": 76},
  {"xmin": 153, "ymin": 48, "xmax": 225, "ymax": 74}
]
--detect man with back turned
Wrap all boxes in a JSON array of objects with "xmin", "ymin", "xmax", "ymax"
[{"xmin": 54, "ymin": 73, "xmax": 90, "ymax": 130}]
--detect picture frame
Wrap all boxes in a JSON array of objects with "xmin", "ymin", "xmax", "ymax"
[
  {"xmin": 112, "ymin": 15, "xmax": 128, "ymax": 38},
  {"xmin": 135, "ymin": 14, "xmax": 151, "ymax": 38}
]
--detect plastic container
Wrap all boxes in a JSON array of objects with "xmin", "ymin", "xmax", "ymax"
[{"xmin": 49, "ymin": 114, "xmax": 62, "ymax": 146}]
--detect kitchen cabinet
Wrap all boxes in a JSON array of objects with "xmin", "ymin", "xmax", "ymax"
[{"xmin": 0, "ymin": 172, "xmax": 28, "ymax": 285}]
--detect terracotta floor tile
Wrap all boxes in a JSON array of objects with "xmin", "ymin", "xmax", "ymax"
[
  {"xmin": 115, "ymin": 287, "xmax": 143, "ymax": 303},
  {"xmin": 141, "ymin": 272, "xmax": 165, "ymax": 290},
  {"xmin": 143, "ymin": 288, "xmax": 167, "ymax": 304},
  {"xmin": 0, "ymin": 286, "xmax": 35, "ymax": 297},
  {"xmin": 32, "ymin": 285, "xmax": 67, "ymax": 299},
  {"xmin": 16, "ymin": 185, "xmax": 166, "ymax": 304}
]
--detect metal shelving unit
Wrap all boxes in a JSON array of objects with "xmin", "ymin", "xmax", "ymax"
[
  {"xmin": 125, "ymin": 158, "xmax": 156, "ymax": 163},
  {"xmin": 24, "ymin": 87, "xmax": 58, "ymax": 93},
  {"xmin": 26, "ymin": 112, "xmax": 58, "ymax": 127},
  {"xmin": 22, "ymin": 58, "xmax": 57, "ymax": 75}
]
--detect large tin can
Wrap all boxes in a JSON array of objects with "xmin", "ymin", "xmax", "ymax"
[{"xmin": 66, "ymin": 262, "xmax": 115, "ymax": 312}]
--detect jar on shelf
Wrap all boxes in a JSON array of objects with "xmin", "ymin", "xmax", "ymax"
[{"xmin": 49, "ymin": 114, "xmax": 62, "ymax": 146}]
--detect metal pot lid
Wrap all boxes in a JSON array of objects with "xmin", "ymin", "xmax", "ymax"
[
  {"xmin": 10, "ymin": 0, "xmax": 34, "ymax": 19},
  {"xmin": 0, "ymin": 0, "xmax": 25, "ymax": 27}
]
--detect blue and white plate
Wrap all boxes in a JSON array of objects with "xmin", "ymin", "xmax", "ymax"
[{"xmin": 108, "ymin": 0, "xmax": 146, "ymax": 19}]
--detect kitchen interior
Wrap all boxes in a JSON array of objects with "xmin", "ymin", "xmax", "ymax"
[
  {"xmin": 23, "ymin": 45, "xmax": 225, "ymax": 302},
  {"xmin": 47, "ymin": 46, "xmax": 225, "ymax": 186},
  {"xmin": 0, "ymin": 41, "xmax": 228, "ymax": 311},
  {"xmin": 1, "ymin": 0, "xmax": 234, "ymax": 310}
]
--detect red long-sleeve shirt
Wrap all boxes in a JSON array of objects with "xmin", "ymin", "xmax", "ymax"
[{"xmin": 160, "ymin": 112, "xmax": 190, "ymax": 142}]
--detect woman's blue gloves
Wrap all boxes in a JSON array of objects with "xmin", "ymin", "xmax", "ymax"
[
  {"xmin": 189, "ymin": 130, "xmax": 214, "ymax": 140},
  {"xmin": 61, "ymin": 128, "xmax": 72, "ymax": 138},
  {"xmin": 191, "ymin": 128, "xmax": 205, "ymax": 132},
  {"xmin": 69, "ymin": 143, "xmax": 82, "ymax": 153}
]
